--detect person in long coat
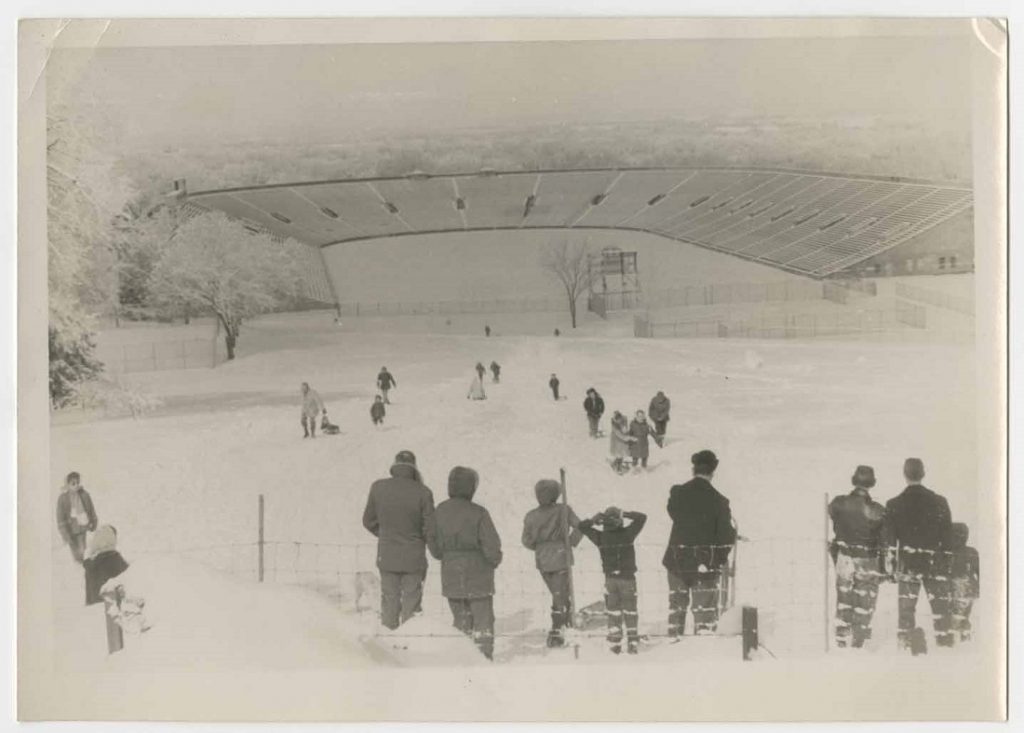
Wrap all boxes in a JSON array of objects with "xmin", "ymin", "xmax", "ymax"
[
  {"xmin": 628, "ymin": 410, "xmax": 660, "ymax": 469},
  {"xmin": 609, "ymin": 411, "xmax": 634, "ymax": 474},
  {"xmin": 428, "ymin": 466, "xmax": 503, "ymax": 660}
]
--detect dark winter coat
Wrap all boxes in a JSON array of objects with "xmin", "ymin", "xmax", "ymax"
[
  {"xmin": 948, "ymin": 535, "xmax": 980, "ymax": 599},
  {"xmin": 522, "ymin": 481, "xmax": 582, "ymax": 572},
  {"xmin": 829, "ymin": 488, "xmax": 885, "ymax": 559},
  {"xmin": 362, "ymin": 464, "xmax": 436, "ymax": 573},
  {"xmin": 628, "ymin": 419, "xmax": 657, "ymax": 460},
  {"xmin": 648, "ymin": 393, "xmax": 671, "ymax": 422},
  {"xmin": 662, "ymin": 477, "xmax": 736, "ymax": 575},
  {"xmin": 549, "ymin": 377, "xmax": 560, "ymax": 391},
  {"xmin": 579, "ymin": 512, "xmax": 647, "ymax": 578},
  {"xmin": 56, "ymin": 487, "xmax": 98, "ymax": 543},
  {"xmin": 427, "ymin": 482, "xmax": 503, "ymax": 599},
  {"xmin": 370, "ymin": 402, "xmax": 386, "ymax": 421},
  {"xmin": 84, "ymin": 550, "xmax": 130, "ymax": 605},
  {"xmin": 377, "ymin": 370, "xmax": 396, "ymax": 390},
  {"xmin": 583, "ymin": 394, "xmax": 605, "ymax": 419},
  {"xmin": 883, "ymin": 484, "xmax": 952, "ymax": 575}
]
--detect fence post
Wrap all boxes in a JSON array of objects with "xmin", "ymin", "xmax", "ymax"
[
  {"xmin": 824, "ymin": 491, "xmax": 830, "ymax": 654},
  {"xmin": 258, "ymin": 493, "xmax": 265, "ymax": 583},
  {"xmin": 559, "ymin": 467, "xmax": 577, "ymax": 628}
]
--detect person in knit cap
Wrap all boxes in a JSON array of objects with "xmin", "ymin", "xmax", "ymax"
[
  {"xmin": 522, "ymin": 479, "xmax": 583, "ymax": 647},
  {"xmin": 300, "ymin": 382, "xmax": 326, "ymax": 438},
  {"xmin": 56, "ymin": 471, "xmax": 98, "ymax": 564},
  {"xmin": 883, "ymin": 457, "xmax": 954, "ymax": 652},
  {"xmin": 579, "ymin": 506, "xmax": 647, "ymax": 654},
  {"xmin": 362, "ymin": 450, "xmax": 435, "ymax": 630},
  {"xmin": 947, "ymin": 522, "xmax": 979, "ymax": 643},
  {"xmin": 828, "ymin": 465, "xmax": 886, "ymax": 648},
  {"xmin": 662, "ymin": 450, "xmax": 736, "ymax": 637},
  {"xmin": 428, "ymin": 466, "xmax": 503, "ymax": 660},
  {"xmin": 83, "ymin": 525, "xmax": 129, "ymax": 606}
]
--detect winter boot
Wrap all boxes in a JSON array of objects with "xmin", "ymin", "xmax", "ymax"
[
  {"xmin": 547, "ymin": 611, "xmax": 567, "ymax": 648},
  {"xmin": 627, "ymin": 640, "xmax": 639, "ymax": 655},
  {"xmin": 609, "ymin": 644, "xmax": 622, "ymax": 655}
]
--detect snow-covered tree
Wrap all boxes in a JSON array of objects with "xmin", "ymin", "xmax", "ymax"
[
  {"xmin": 148, "ymin": 211, "xmax": 305, "ymax": 360},
  {"xmin": 540, "ymin": 238, "xmax": 598, "ymax": 329}
]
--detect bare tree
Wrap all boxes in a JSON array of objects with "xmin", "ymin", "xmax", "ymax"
[
  {"xmin": 148, "ymin": 212, "xmax": 305, "ymax": 360},
  {"xmin": 540, "ymin": 238, "xmax": 598, "ymax": 329}
]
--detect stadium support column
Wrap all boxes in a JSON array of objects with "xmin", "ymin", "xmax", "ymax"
[{"xmin": 316, "ymin": 245, "xmax": 344, "ymax": 316}]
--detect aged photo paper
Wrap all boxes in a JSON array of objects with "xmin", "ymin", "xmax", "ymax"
[{"xmin": 17, "ymin": 15, "xmax": 1007, "ymax": 722}]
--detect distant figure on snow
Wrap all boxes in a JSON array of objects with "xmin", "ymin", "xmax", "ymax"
[
  {"xmin": 583, "ymin": 388, "xmax": 605, "ymax": 438},
  {"xmin": 549, "ymin": 373, "xmax": 561, "ymax": 401},
  {"xmin": 320, "ymin": 410, "xmax": 341, "ymax": 435},
  {"xmin": 300, "ymin": 382, "xmax": 326, "ymax": 438},
  {"xmin": 648, "ymin": 391, "xmax": 671, "ymax": 438},
  {"xmin": 554, "ymin": 328, "xmax": 561, "ymax": 337},
  {"xmin": 362, "ymin": 451, "xmax": 435, "ymax": 630},
  {"xmin": 522, "ymin": 479, "xmax": 582, "ymax": 648},
  {"xmin": 377, "ymin": 366, "xmax": 397, "ymax": 404},
  {"xmin": 484, "ymin": 324, "xmax": 492, "ymax": 337},
  {"xmin": 475, "ymin": 362, "xmax": 486, "ymax": 381},
  {"xmin": 371, "ymin": 395, "xmax": 386, "ymax": 426},
  {"xmin": 56, "ymin": 471, "xmax": 98, "ymax": 564},
  {"xmin": 609, "ymin": 411, "xmax": 635, "ymax": 474},
  {"xmin": 947, "ymin": 522, "xmax": 979, "ymax": 643},
  {"xmin": 428, "ymin": 466, "xmax": 503, "ymax": 661},
  {"xmin": 467, "ymin": 373, "xmax": 487, "ymax": 400},
  {"xmin": 628, "ymin": 410, "xmax": 661, "ymax": 469},
  {"xmin": 490, "ymin": 361, "xmax": 501, "ymax": 383}
]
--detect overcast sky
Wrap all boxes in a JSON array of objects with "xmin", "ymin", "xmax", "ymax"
[{"xmin": 51, "ymin": 22, "xmax": 975, "ymax": 147}]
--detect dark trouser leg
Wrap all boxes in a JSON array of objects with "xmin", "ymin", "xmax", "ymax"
[
  {"xmin": 380, "ymin": 571, "xmax": 401, "ymax": 630},
  {"xmin": 69, "ymin": 533, "xmax": 87, "ymax": 564},
  {"xmin": 655, "ymin": 419, "xmax": 667, "ymax": 436},
  {"xmin": 309, "ymin": 415, "xmax": 317, "ymax": 437},
  {"xmin": 399, "ymin": 571, "xmax": 424, "ymax": 626},
  {"xmin": 667, "ymin": 570, "xmax": 691, "ymax": 637},
  {"xmin": 382, "ymin": 388, "xmax": 390, "ymax": 404},
  {"xmin": 692, "ymin": 573, "xmax": 721, "ymax": 633},
  {"xmin": 604, "ymin": 577, "xmax": 624, "ymax": 651},
  {"xmin": 542, "ymin": 570, "xmax": 571, "ymax": 644},
  {"xmin": 641, "ymin": 456, "xmax": 648, "ymax": 468},
  {"xmin": 923, "ymin": 575, "xmax": 954, "ymax": 647},
  {"xmin": 950, "ymin": 579, "xmax": 974, "ymax": 641},
  {"xmin": 448, "ymin": 598, "xmax": 472, "ymax": 635},
  {"xmin": 619, "ymin": 577, "xmax": 640, "ymax": 648},
  {"xmin": 897, "ymin": 574, "xmax": 923, "ymax": 649},
  {"xmin": 469, "ymin": 596, "xmax": 495, "ymax": 660},
  {"xmin": 587, "ymin": 415, "xmax": 599, "ymax": 437},
  {"xmin": 301, "ymin": 415, "xmax": 311, "ymax": 437},
  {"xmin": 553, "ymin": 387, "xmax": 559, "ymax": 400},
  {"xmin": 850, "ymin": 558, "xmax": 882, "ymax": 648}
]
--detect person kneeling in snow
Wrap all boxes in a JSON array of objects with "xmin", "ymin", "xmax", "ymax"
[
  {"xmin": 579, "ymin": 507, "xmax": 647, "ymax": 654},
  {"xmin": 428, "ymin": 466, "xmax": 503, "ymax": 660}
]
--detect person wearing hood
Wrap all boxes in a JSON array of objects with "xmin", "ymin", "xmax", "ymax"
[
  {"xmin": 662, "ymin": 450, "xmax": 737, "ymax": 637},
  {"xmin": 828, "ymin": 465, "xmax": 886, "ymax": 648},
  {"xmin": 300, "ymin": 382, "xmax": 326, "ymax": 438},
  {"xmin": 83, "ymin": 525, "xmax": 130, "ymax": 606},
  {"xmin": 362, "ymin": 450, "xmax": 436, "ymax": 630},
  {"xmin": 377, "ymin": 367, "xmax": 397, "ymax": 404},
  {"xmin": 947, "ymin": 522, "xmax": 979, "ymax": 643},
  {"xmin": 608, "ymin": 411, "xmax": 635, "ymax": 474},
  {"xmin": 522, "ymin": 479, "xmax": 583, "ymax": 647},
  {"xmin": 56, "ymin": 471, "xmax": 98, "ymax": 564},
  {"xmin": 467, "ymin": 372, "xmax": 487, "ymax": 400},
  {"xmin": 490, "ymin": 361, "xmax": 501, "ymax": 383},
  {"xmin": 882, "ymin": 458, "xmax": 954, "ymax": 651},
  {"xmin": 628, "ymin": 410, "xmax": 661, "ymax": 469},
  {"xmin": 428, "ymin": 466, "xmax": 503, "ymax": 660},
  {"xmin": 648, "ymin": 391, "xmax": 671, "ymax": 438},
  {"xmin": 583, "ymin": 388, "xmax": 605, "ymax": 438}
]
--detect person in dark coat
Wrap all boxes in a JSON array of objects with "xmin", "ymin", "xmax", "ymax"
[
  {"xmin": 947, "ymin": 522, "xmax": 979, "ymax": 643},
  {"xmin": 549, "ymin": 373, "xmax": 560, "ymax": 401},
  {"xmin": 828, "ymin": 465, "xmax": 886, "ymax": 648},
  {"xmin": 427, "ymin": 466, "xmax": 503, "ymax": 660},
  {"xmin": 583, "ymin": 388, "xmax": 605, "ymax": 438},
  {"xmin": 56, "ymin": 472, "xmax": 98, "ymax": 564},
  {"xmin": 83, "ymin": 525, "xmax": 129, "ymax": 606},
  {"xmin": 662, "ymin": 450, "xmax": 737, "ymax": 636},
  {"xmin": 377, "ymin": 367, "xmax": 397, "ymax": 404},
  {"xmin": 475, "ymin": 362, "xmax": 486, "ymax": 381},
  {"xmin": 300, "ymin": 382, "xmax": 326, "ymax": 438},
  {"xmin": 362, "ymin": 450, "xmax": 436, "ymax": 630},
  {"xmin": 490, "ymin": 361, "xmax": 501, "ymax": 383},
  {"xmin": 648, "ymin": 391, "xmax": 671, "ymax": 438},
  {"xmin": 484, "ymin": 325, "xmax": 491, "ymax": 337},
  {"xmin": 522, "ymin": 479, "xmax": 582, "ymax": 647},
  {"xmin": 370, "ymin": 395, "xmax": 386, "ymax": 426},
  {"xmin": 883, "ymin": 457, "xmax": 954, "ymax": 651},
  {"xmin": 628, "ymin": 410, "xmax": 660, "ymax": 469},
  {"xmin": 579, "ymin": 507, "xmax": 647, "ymax": 654}
]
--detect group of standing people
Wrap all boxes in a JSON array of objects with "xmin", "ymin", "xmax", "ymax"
[
  {"xmin": 360, "ymin": 448, "xmax": 737, "ymax": 660},
  {"xmin": 583, "ymin": 388, "xmax": 671, "ymax": 473},
  {"xmin": 468, "ymin": 361, "xmax": 501, "ymax": 400},
  {"xmin": 828, "ymin": 458, "xmax": 978, "ymax": 653}
]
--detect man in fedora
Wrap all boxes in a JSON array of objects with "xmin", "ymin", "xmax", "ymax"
[{"xmin": 828, "ymin": 465, "xmax": 886, "ymax": 648}]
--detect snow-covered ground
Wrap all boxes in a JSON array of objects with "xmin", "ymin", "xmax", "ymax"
[{"xmin": 50, "ymin": 309, "xmax": 980, "ymax": 670}]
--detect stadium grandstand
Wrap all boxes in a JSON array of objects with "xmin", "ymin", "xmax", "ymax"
[{"xmin": 179, "ymin": 166, "xmax": 973, "ymax": 305}]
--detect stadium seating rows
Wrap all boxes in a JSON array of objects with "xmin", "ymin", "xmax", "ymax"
[{"xmin": 188, "ymin": 168, "xmax": 972, "ymax": 279}]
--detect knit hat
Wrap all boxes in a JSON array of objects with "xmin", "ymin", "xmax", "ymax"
[
  {"xmin": 903, "ymin": 457, "xmax": 925, "ymax": 482},
  {"xmin": 692, "ymin": 449, "xmax": 719, "ymax": 474},
  {"xmin": 534, "ymin": 479, "xmax": 562, "ymax": 505},
  {"xmin": 448, "ymin": 466, "xmax": 479, "ymax": 499},
  {"xmin": 851, "ymin": 465, "xmax": 876, "ymax": 489}
]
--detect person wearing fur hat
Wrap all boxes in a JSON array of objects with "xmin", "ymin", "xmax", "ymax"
[
  {"xmin": 83, "ymin": 525, "xmax": 130, "ymax": 606},
  {"xmin": 583, "ymin": 388, "xmax": 605, "ymax": 438},
  {"xmin": 522, "ymin": 479, "xmax": 583, "ymax": 648},
  {"xmin": 662, "ymin": 450, "xmax": 736, "ymax": 637},
  {"xmin": 947, "ymin": 522, "xmax": 979, "ymax": 643},
  {"xmin": 427, "ymin": 466, "xmax": 503, "ymax": 660},
  {"xmin": 608, "ymin": 411, "xmax": 635, "ymax": 474},
  {"xmin": 300, "ymin": 382, "xmax": 326, "ymax": 438},
  {"xmin": 362, "ymin": 450, "xmax": 436, "ymax": 630},
  {"xmin": 828, "ymin": 465, "xmax": 886, "ymax": 648},
  {"xmin": 56, "ymin": 471, "xmax": 98, "ymax": 564},
  {"xmin": 579, "ymin": 507, "xmax": 647, "ymax": 654},
  {"xmin": 628, "ymin": 410, "xmax": 661, "ymax": 469},
  {"xmin": 882, "ymin": 458, "xmax": 954, "ymax": 651}
]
